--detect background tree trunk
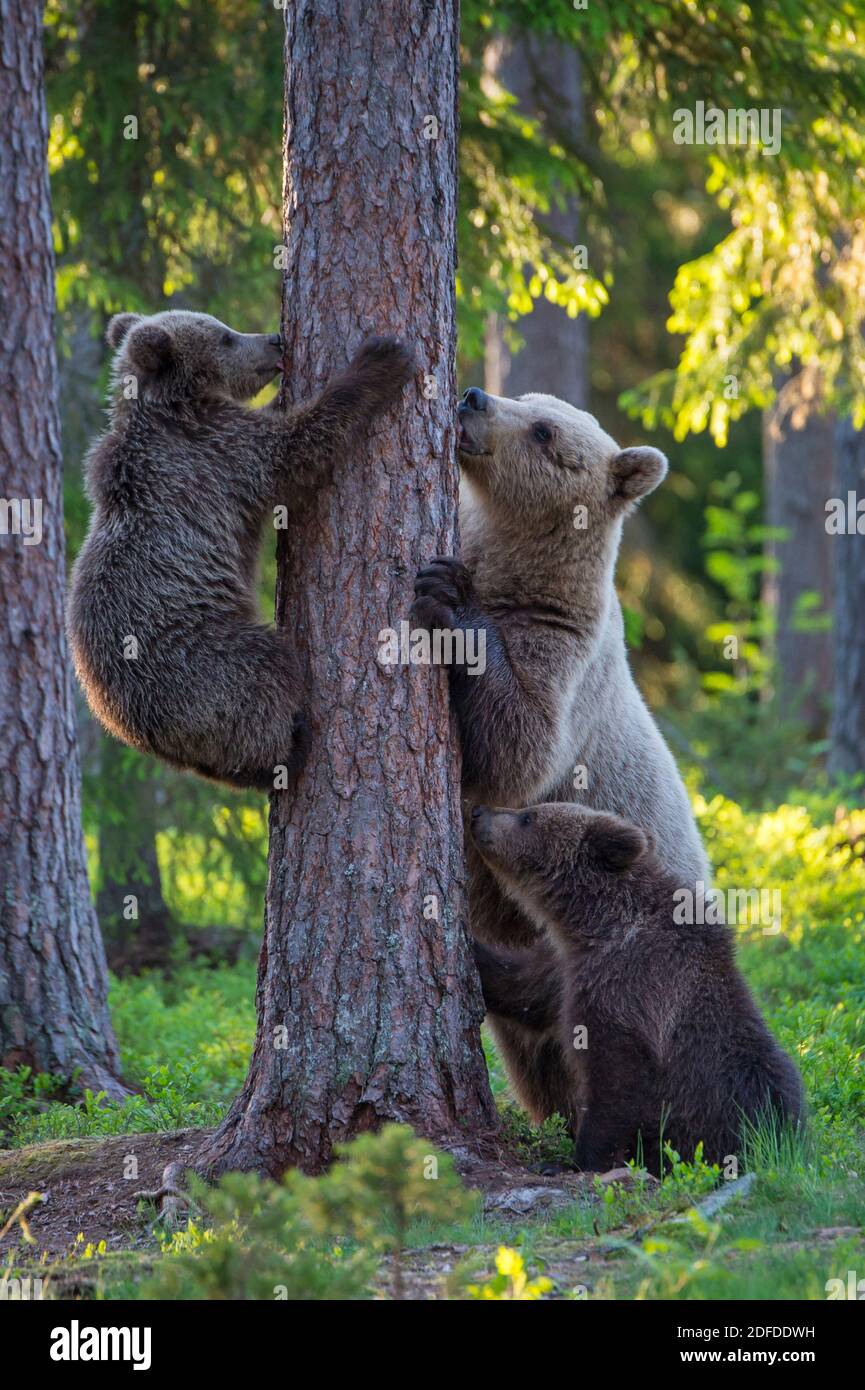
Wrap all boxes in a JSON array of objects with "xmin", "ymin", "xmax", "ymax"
[
  {"xmin": 483, "ymin": 37, "xmax": 588, "ymax": 405},
  {"xmin": 196, "ymin": 0, "xmax": 497, "ymax": 1177},
  {"xmin": 96, "ymin": 741, "xmax": 175, "ymax": 974},
  {"xmin": 828, "ymin": 416, "xmax": 865, "ymax": 777},
  {"xmin": 0, "ymin": 0, "xmax": 125, "ymax": 1097},
  {"xmin": 762, "ymin": 370, "xmax": 834, "ymax": 733}
]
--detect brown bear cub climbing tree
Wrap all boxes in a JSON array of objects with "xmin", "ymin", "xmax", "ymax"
[{"xmin": 69, "ymin": 310, "xmax": 413, "ymax": 790}]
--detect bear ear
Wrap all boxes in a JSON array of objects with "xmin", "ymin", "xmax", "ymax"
[
  {"xmin": 106, "ymin": 313, "xmax": 143, "ymax": 349},
  {"xmin": 586, "ymin": 814, "xmax": 649, "ymax": 873},
  {"xmin": 125, "ymin": 322, "xmax": 174, "ymax": 375},
  {"xmin": 610, "ymin": 446, "xmax": 668, "ymax": 503}
]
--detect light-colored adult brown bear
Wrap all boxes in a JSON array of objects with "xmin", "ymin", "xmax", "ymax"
[{"xmin": 413, "ymin": 387, "xmax": 710, "ymax": 1129}]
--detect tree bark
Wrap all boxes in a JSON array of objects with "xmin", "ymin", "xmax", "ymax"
[
  {"xmin": 483, "ymin": 37, "xmax": 588, "ymax": 405},
  {"xmin": 828, "ymin": 416, "xmax": 865, "ymax": 777},
  {"xmin": 195, "ymin": 0, "xmax": 497, "ymax": 1177},
  {"xmin": 762, "ymin": 370, "xmax": 834, "ymax": 733},
  {"xmin": 0, "ymin": 0, "xmax": 125, "ymax": 1098}
]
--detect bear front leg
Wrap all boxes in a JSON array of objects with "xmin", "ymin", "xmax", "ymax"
[
  {"xmin": 412, "ymin": 556, "xmax": 563, "ymax": 800},
  {"xmin": 275, "ymin": 336, "xmax": 415, "ymax": 495},
  {"xmin": 472, "ymin": 938, "xmax": 561, "ymax": 1033}
]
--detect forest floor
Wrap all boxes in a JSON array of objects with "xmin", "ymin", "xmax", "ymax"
[
  {"xmin": 0, "ymin": 1125, "xmax": 596, "ymax": 1264},
  {"xmin": 1, "ymin": 1119, "xmax": 863, "ymax": 1299},
  {"xmin": 2, "ymin": 786, "xmax": 865, "ymax": 1298}
]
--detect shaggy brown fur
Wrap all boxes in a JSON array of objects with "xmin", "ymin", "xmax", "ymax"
[
  {"xmin": 412, "ymin": 386, "xmax": 710, "ymax": 1127},
  {"xmin": 469, "ymin": 802, "xmax": 803, "ymax": 1173},
  {"xmin": 69, "ymin": 311, "xmax": 413, "ymax": 790}
]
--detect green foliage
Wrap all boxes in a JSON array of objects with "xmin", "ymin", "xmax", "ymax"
[
  {"xmin": 457, "ymin": 12, "xmax": 609, "ymax": 360},
  {"xmin": 616, "ymin": 5, "xmax": 865, "ymax": 442},
  {"xmin": 500, "ymin": 0, "xmax": 865, "ymax": 135},
  {"xmin": 5, "ymin": 1070, "xmax": 224, "ymax": 1149},
  {"xmin": 44, "ymin": 0, "xmax": 283, "ymax": 322},
  {"xmin": 50, "ymin": 1, "xmax": 861, "ymax": 382},
  {"xmin": 628, "ymin": 153, "xmax": 865, "ymax": 443},
  {"xmin": 700, "ymin": 471, "xmax": 778, "ymax": 696},
  {"xmin": 45, "ymin": 0, "xmax": 613, "ymax": 355},
  {"xmin": 606, "ymin": 1206, "xmax": 742, "ymax": 1301},
  {"xmin": 0, "ymin": 1069, "xmax": 67, "ymax": 1146},
  {"xmin": 143, "ymin": 1126, "xmax": 471, "ymax": 1300},
  {"xmin": 468, "ymin": 2, "xmax": 865, "ymax": 416},
  {"xmin": 594, "ymin": 1178, "xmax": 865, "ymax": 1300},
  {"xmin": 306, "ymin": 1125, "xmax": 473, "ymax": 1242},
  {"xmin": 698, "ymin": 788, "xmax": 865, "ymax": 1166},
  {"xmin": 699, "ymin": 788, "xmax": 865, "ymax": 960},
  {"xmin": 654, "ymin": 467, "xmax": 833, "ymax": 806},
  {"xmin": 5, "ymin": 964, "xmax": 254, "ymax": 1147},
  {"xmin": 304, "ymin": 1124, "xmax": 475, "ymax": 1296},
  {"xmin": 9, "ymin": 785, "xmax": 864, "ymax": 1172},
  {"xmin": 499, "ymin": 1104, "xmax": 574, "ymax": 1170},
  {"xmin": 81, "ymin": 746, "xmax": 270, "ymax": 933},
  {"xmin": 465, "ymin": 1244, "xmax": 553, "ymax": 1300},
  {"xmin": 656, "ymin": 1142, "xmax": 723, "ymax": 1195},
  {"xmin": 671, "ymin": 693, "xmax": 824, "ymax": 808},
  {"xmin": 144, "ymin": 1169, "xmax": 374, "ymax": 1301}
]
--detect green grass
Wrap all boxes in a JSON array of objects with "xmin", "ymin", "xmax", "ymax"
[
  {"xmin": 1, "ymin": 964, "xmax": 254, "ymax": 1145},
  {"xmin": 2, "ymin": 785, "xmax": 864, "ymax": 1298}
]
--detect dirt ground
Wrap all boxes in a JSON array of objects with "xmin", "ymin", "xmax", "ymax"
[
  {"xmin": 0, "ymin": 1127, "xmax": 609, "ymax": 1265},
  {"xmin": 0, "ymin": 1129, "xmax": 209, "ymax": 1262}
]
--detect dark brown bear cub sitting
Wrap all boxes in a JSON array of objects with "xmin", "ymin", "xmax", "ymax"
[{"xmin": 469, "ymin": 802, "xmax": 803, "ymax": 1175}]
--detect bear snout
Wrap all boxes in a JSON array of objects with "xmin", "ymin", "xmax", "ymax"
[
  {"xmin": 460, "ymin": 387, "xmax": 488, "ymax": 414},
  {"xmin": 457, "ymin": 388, "xmax": 491, "ymax": 456},
  {"xmin": 470, "ymin": 804, "xmax": 512, "ymax": 852},
  {"xmin": 470, "ymin": 804, "xmax": 493, "ymax": 845}
]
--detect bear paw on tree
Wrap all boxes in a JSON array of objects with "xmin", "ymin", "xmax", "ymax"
[
  {"xmin": 345, "ymin": 336, "xmax": 416, "ymax": 405},
  {"xmin": 413, "ymin": 556, "xmax": 479, "ymax": 632}
]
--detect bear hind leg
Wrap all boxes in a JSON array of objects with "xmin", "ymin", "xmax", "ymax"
[{"xmin": 155, "ymin": 627, "xmax": 311, "ymax": 793}]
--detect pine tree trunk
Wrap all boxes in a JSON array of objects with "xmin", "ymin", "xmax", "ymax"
[
  {"xmin": 196, "ymin": 0, "xmax": 497, "ymax": 1177},
  {"xmin": 483, "ymin": 37, "xmax": 588, "ymax": 405},
  {"xmin": 828, "ymin": 417, "xmax": 865, "ymax": 776},
  {"xmin": 0, "ymin": 0, "xmax": 125, "ymax": 1098},
  {"xmin": 762, "ymin": 371, "xmax": 834, "ymax": 733}
]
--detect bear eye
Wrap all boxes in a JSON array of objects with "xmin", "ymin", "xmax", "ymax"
[
  {"xmin": 221, "ymin": 332, "xmax": 234, "ymax": 347},
  {"xmin": 519, "ymin": 811, "xmax": 534, "ymax": 828},
  {"xmin": 533, "ymin": 423, "xmax": 552, "ymax": 444}
]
